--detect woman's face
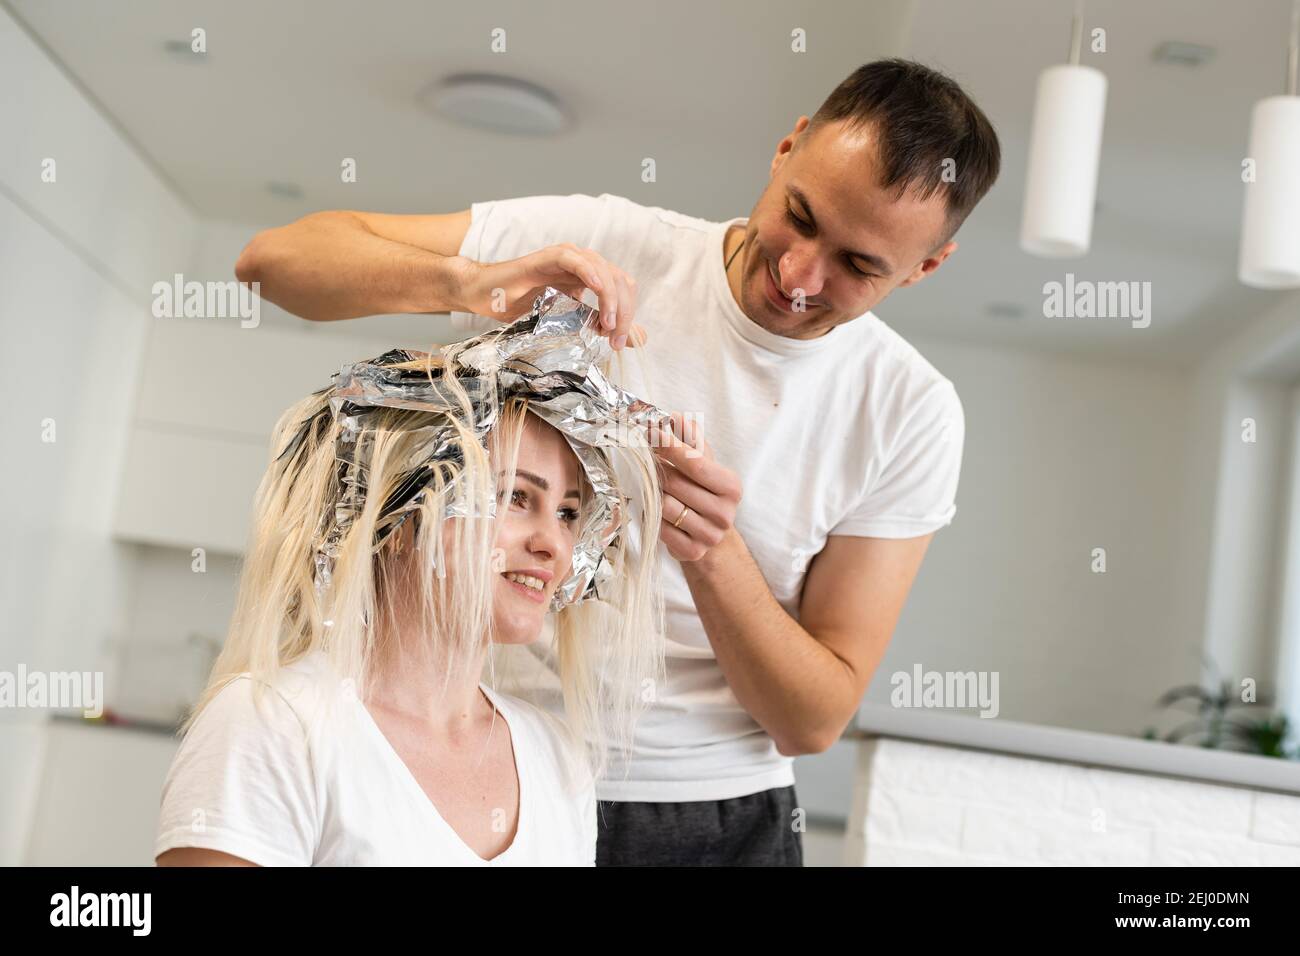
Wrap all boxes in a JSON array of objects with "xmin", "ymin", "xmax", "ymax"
[{"xmin": 489, "ymin": 415, "xmax": 583, "ymax": 644}]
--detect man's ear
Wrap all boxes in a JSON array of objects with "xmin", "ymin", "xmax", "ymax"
[
  {"xmin": 897, "ymin": 240, "xmax": 957, "ymax": 289},
  {"xmin": 770, "ymin": 115, "xmax": 811, "ymax": 177}
]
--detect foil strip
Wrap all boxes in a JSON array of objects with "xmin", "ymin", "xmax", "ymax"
[{"xmin": 277, "ymin": 286, "xmax": 670, "ymax": 611}]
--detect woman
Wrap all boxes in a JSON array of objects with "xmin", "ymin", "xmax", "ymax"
[{"xmin": 155, "ymin": 294, "xmax": 665, "ymax": 865}]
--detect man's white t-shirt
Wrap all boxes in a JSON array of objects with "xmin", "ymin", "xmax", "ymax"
[
  {"xmin": 451, "ymin": 193, "xmax": 965, "ymax": 803},
  {"xmin": 155, "ymin": 652, "xmax": 596, "ymax": 865}
]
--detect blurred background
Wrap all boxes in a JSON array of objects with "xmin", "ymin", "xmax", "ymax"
[{"xmin": 3, "ymin": 0, "xmax": 1299, "ymax": 865}]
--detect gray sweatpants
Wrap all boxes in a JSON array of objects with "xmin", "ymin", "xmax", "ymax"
[{"xmin": 595, "ymin": 785, "xmax": 803, "ymax": 866}]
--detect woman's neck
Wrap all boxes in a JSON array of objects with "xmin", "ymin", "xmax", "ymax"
[{"xmin": 366, "ymin": 570, "xmax": 492, "ymax": 738}]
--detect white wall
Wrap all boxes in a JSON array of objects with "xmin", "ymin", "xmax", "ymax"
[
  {"xmin": 1192, "ymin": 293, "xmax": 1300, "ymax": 713},
  {"xmin": 0, "ymin": 7, "xmax": 196, "ymax": 864},
  {"xmin": 1276, "ymin": 387, "xmax": 1300, "ymax": 730},
  {"xmin": 864, "ymin": 334, "xmax": 1203, "ymax": 736},
  {"xmin": 1201, "ymin": 380, "xmax": 1291, "ymax": 684},
  {"xmin": 844, "ymin": 296, "xmax": 1300, "ymax": 756}
]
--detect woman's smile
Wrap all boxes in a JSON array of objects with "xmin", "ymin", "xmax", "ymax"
[{"xmin": 500, "ymin": 568, "xmax": 551, "ymax": 605}]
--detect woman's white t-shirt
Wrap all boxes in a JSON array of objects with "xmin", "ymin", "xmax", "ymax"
[{"xmin": 155, "ymin": 654, "xmax": 596, "ymax": 866}]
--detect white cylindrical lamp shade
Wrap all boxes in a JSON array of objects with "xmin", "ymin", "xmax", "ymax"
[
  {"xmin": 1238, "ymin": 95, "xmax": 1300, "ymax": 289},
  {"xmin": 1020, "ymin": 64, "xmax": 1108, "ymax": 258}
]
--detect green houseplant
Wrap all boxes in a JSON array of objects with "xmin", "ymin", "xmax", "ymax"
[{"xmin": 1142, "ymin": 676, "xmax": 1297, "ymax": 759}]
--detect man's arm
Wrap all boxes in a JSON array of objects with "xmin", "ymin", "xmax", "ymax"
[
  {"xmin": 651, "ymin": 415, "xmax": 935, "ymax": 754},
  {"xmin": 235, "ymin": 209, "xmax": 474, "ymax": 322},
  {"xmin": 233, "ymin": 209, "xmax": 644, "ymax": 348},
  {"xmin": 680, "ymin": 530, "xmax": 933, "ymax": 755}
]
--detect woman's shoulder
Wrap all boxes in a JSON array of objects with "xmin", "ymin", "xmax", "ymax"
[
  {"xmin": 191, "ymin": 651, "xmax": 345, "ymax": 740},
  {"xmin": 160, "ymin": 659, "xmax": 328, "ymax": 867}
]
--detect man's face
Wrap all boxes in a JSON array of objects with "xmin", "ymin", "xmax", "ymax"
[{"xmin": 734, "ymin": 117, "xmax": 958, "ymax": 339}]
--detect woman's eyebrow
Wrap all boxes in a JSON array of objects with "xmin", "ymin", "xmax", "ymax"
[{"xmin": 499, "ymin": 468, "xmax": 580, "ymax": 499}]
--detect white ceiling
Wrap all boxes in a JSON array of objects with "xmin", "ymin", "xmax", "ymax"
[{"xmin": 8, "ymin": 0, "xmax": 1299, "ymax": 365}]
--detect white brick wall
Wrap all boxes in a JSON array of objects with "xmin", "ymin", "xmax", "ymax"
[{"xmin": 843, "ymin": 738, "xmax": 1300, "ymax": 866}]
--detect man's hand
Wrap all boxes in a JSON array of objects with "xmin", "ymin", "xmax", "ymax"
[
  {"xmin": 651, "ymin": 412, "xmax": 742, "ymax": 562},
  {"xmin": 454, "ymin": 243, "xmax": 647, "ymax": 351}
]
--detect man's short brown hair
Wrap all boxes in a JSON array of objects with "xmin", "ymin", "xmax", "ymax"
[{"xmin": 805, "ymin": 58, "xmax": 1001, "ymax": 247}]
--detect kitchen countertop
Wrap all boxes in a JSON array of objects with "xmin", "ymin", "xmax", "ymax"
[
  {"xmin": 851, "ymin": 704, "xmax": 1300, "ymax": 796},
  {"xmin": 50, "ymin": 712, "xmax": 181, "ymax": 738}
]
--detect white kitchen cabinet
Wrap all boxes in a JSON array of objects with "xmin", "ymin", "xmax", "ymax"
[
  {"xmin": 113, "ymin": 317, "xmax": 421, "ymax": 555},
  {"xmin": 131, "ymin": 318, "xmax": 404, "ymax": 436},
  {"xmin": 114, "ymin": 424, "xmax": 267, "ymax": 554},
  {"xmin": 24, "ymin": 719, "xmax": 180, "ymax": 867}
]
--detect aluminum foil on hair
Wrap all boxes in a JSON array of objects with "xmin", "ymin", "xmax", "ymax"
[{"xmin": 281, "ymin": 286, "xmax": 671, "ymax": 611}]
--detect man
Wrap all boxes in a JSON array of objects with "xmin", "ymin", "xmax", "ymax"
[{"xmin": 236, "ymin": 58, "xmax": 1000, "ymax": 866}]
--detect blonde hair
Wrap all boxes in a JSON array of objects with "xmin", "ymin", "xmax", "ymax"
[{"xmin": 186, "ymin": 346, "xmax": 664, "ymax": 785}]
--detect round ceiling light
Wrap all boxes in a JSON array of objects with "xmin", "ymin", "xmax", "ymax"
[{"xmin": 423, "ymin": 73, "xmax": 567, "ymax": 136}]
